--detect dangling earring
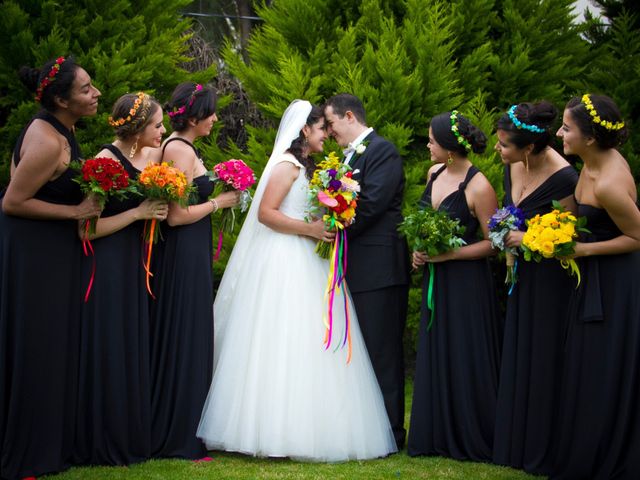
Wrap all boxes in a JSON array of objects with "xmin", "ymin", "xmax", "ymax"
[
  {"xmin": 447, "ymin": 152, "xmax": 453, "ymax": 165},
  {"xmin": 303, "ymin": 136, "xmax": 309, "ymax": 147},
  {"xmin": 129, "ymin": 139, "xmax": 139, "ymax": 159},
  {"xmin": 524, "ymin": 153, "xmax": 529, "ymax": 173}
]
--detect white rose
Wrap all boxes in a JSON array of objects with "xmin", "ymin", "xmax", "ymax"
[{"xmin": 355, "ymin": 144, "xmax": 367, "ymax": 154}]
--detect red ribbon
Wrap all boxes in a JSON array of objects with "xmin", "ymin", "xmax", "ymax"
[{"xmin": 82, "ymin": 220, "xmax": 96, "ymax": 303}]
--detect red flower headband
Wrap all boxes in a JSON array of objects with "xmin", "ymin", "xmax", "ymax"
[
  {"xmin": 35, "ymin": 57, "xmax": 66, "ymax": 102},
  {"xmin": 168, "ymin": 84, "xmax": 203, "ymax": 118}
]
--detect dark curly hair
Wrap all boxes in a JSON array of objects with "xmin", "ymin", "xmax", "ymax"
[
  {"xmin": 497, "ymin": 101, "xmax": 557, "ymax": 154},
  {"xmin": 19, "ymin": 56, "xmax": 79, "ymax": 112},
  {"xmin": 565, "ymin": 94, "xmax": 628, "ymax": 149},
  {"xmin": 165, "ymin": 82, "xmax": 217, "ymax": 132},
  {"xmin": 110, "ymin": 93, "xmax": 161, "ymax": 140},
  {"xmin": 287, "ymin": 105, "xmax": 324, "ymax": 179},
  {"xmin": 431, "ymin": 111, "xmax": 487, "ymax": 155}
]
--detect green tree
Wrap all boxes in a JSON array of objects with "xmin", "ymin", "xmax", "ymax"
[
  {"xmin": 0, "ymin": 0, "xmax": 215, "ymax": 186},
  {"xmin": 218, "ymin": 0, "xmax": 590, "ymax": 364}
]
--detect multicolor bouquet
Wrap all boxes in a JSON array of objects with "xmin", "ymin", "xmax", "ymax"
[
  {"xmin": 138, "ymin": 161, "xmax": 193, "ymax": 297},
  {"xmin": 307, "ymin": 151, "xmax": 360, "ymax": 363},
  {"xmin": 72, "ymin": 157, "xmax": 139, "ymax": 301},
  {"xmin": 521, "ymin": 201, "xmax": 588, "ymax": 286},
  {"xmin": 209, "ymin": 159, "xmax": 256, "ymax": 259},
  {"xmin": 398, "ymin": 206, "xmax": 467, "ymax": 329},
  {"xmin": 488, "ymin": 205, "xmax": 526, "ymax": 293},
  {"xmin": 307, "ymin": 151, "xmax": 359, "ymax": 258}
]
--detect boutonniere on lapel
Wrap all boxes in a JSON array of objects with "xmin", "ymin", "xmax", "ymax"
[{"xmin": 354, "ymin": 140, "xmax": 369, "ymax": 155}]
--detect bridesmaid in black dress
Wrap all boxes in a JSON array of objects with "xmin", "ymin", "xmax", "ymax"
[
  {"xmin": 150, "ymin": 83, "xmax": 238, "ymax": 460},
  {"xmin": 492, "ymin": 101, "xmax": 578, "ymax": 475},
  {"xmin": 408, "ymin": 111, "xmax": 500, "ymax": 461},
  {"xmin": 74, "ymin": 93, "xmax": 169, "ymax": 466},
  {"xmin": 551, "ymin": 94, "xmax": 640, "ymax": 480},
  {"xmin": 0, "ymin": 57, "xmax": 102, "ymax": 480}
]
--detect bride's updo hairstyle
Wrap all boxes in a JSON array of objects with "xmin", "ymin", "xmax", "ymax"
[
  {"xmin": 287, "ymin": 105, "xmax": 324, "ymax": 179},
  {"xmin": 497, "ymin": 101, "xmax": 557, "ymax": 154},
  {"xmin": 165, "ymin": 82, "xmax": 217, "ymax": 132},
  {"xmin": 431, "ymin": 111, "xmax": 487, "ymax": 155},
  {"xmin": 108, "ymin": 92, "xmax": 161, "ymax": 140},
  {"xmin": 19, "ymin": 56, "xmax": 79, "ymax": 112},
  {"xmin": 565, "ymin": 94, "xmax": 628, "ymax": 149}
]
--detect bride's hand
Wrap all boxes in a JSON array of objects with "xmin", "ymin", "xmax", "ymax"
[{"xmin": 309, "ymin": 219, "xmax": 336, "ymax": 243}]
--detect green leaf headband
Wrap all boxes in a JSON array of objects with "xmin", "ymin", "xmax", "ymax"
[
  {"xmin": 450, "ymin": 110, "xmax": 472, "ymax": 152},
  {"xmin": 581, "ymin": 94, "xmax": 625, "ymax": 131}
]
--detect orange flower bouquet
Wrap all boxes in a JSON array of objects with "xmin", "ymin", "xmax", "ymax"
[{"xmin": 138, "ymin": 161, "xmax": 193, "ymax": 297}]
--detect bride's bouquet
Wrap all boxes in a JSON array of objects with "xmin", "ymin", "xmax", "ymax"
[
  {"xmin": 521, "ymin": 201, "xmax": 588, "ymax": 286},
  {"xmin": 398, "ymin": 206, "xmax": 466, "ymax": 329},
  {"xmin": 307, "ymin": 151, "xmax": 360, "ymax": 362},
  {"xmin": 488, "ymin": 205, "xmax": 525, "ymax": 293}
]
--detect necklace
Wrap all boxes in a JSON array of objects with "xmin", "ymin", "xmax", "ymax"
[{"xmin": 516, "ymin": 151, "xmax": 548, "ymax": 204}]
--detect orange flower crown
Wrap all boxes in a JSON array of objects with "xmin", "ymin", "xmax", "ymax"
[
  {"xmin": 108, "ymin": 91, "xmax": 149, "ymax": 127},
  {"xmin": 35, "ymin": 57, "xmax": 66, "ymax": 102}
]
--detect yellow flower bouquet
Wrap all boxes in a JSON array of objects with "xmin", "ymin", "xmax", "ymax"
[{"xmin": 521, "ymin": 201, "xmax": 588, "ymax": 286}]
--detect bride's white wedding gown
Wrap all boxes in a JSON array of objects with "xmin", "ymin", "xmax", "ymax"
[{"xmin": 196, "ymin": 154, "xmax": 397, "ymax": 461}]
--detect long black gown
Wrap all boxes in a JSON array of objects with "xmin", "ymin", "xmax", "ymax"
[
  {"xmin": 0, "ymin": 111, "xmax": 84, "ymax": 479},
  {"xmin": 550, "ymin": 203, "xmax": 640, "ymax": 480},
  {"xmin": 408, "ymin": 165, "xmax": 501, "ymax": 461},
  {"xmin": 74, "ymin": 145, "xmax": 151, "ymax": 465},
  {"xmin": 493, "ymin": 165, "xmax": 578, "ymax": 475},
  {"xmin": 150, "ymin": 138, "xmax": 214, "ymax": 459}
]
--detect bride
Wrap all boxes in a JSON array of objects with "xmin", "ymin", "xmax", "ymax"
[{"xmin": 196, "ymin": 99, "xmax": 397, "ymax": 461}]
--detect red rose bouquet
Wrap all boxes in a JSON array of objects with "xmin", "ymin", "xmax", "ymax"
[{"xmin": 73, "ymin": 157, "xmax": 139, "ymax": 301}]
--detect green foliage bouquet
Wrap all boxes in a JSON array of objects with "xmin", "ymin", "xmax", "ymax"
[
  {"xmin": 398, "ymin": 206, "xmax": 467, "ymax": 257},
  {"xmin": 398, "ymin": 206, "xmax": 466, "ymax": 330}
]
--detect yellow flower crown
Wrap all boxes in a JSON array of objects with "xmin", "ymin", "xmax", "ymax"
[
  {"xmin": 108, "ymin": 91, "xmax": 148, "ymax": 127},
  {"xmin": 581, "ymin": 94, "xmax": 625, "ymax": 131}
]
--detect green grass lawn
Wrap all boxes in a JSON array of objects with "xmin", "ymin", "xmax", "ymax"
[{"xmin": 44, "ymin": 383, "xmax": 543, "ymax": 480}]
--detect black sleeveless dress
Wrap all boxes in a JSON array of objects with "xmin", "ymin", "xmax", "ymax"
[
  {"xmin": 493, "ymin": 165, "xmax": 578, "ymax": 475},
  {"xmin": 408, "ymin": 165, "xmax": 501, "ymax": 461},
  {"xmin": 550, "ymin": 203, "xmax": 640, "ymax": 480},
  {"xmin": 150, "ymin": 138, "xmax": 215, "ymax": 459},
  {"xmin": 0, "ymin": 111, "xmax": 84, "ymax": 479},
  {"xmin": 74, "ymin": 145, "xmax": 151, "ymax": 465}
]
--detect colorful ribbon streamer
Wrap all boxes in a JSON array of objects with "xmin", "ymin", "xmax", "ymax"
[{"xmin": 323, "ymin": 227, "xmax": 352, "ymax": 363}]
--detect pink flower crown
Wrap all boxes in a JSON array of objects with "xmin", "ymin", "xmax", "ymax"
[
  {"xmin": 168, "ymin": 84, "xmax": 203, "ymax": 118},
  {"xmin": 35, "ymin": 57, "xmax": 66, "ymax": 102}
]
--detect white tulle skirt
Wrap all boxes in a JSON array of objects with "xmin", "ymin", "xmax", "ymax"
[{"xmin": 197, "ymin": 226, "xmax": 397, "ymax": 461}]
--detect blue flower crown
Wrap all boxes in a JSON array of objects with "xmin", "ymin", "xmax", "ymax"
[{"xmin": 507, "ymin": 105, "xmax": 546, "ymax": 133}]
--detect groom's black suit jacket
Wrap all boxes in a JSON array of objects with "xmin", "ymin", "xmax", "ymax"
[{"xmin": 346, "ymin": 131, "xmax": 410, "ymax": 293}]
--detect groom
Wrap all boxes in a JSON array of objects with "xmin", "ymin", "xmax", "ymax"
[{"xmin": 324, "ymin": 94, "xmax": 410, "ymax": 449}]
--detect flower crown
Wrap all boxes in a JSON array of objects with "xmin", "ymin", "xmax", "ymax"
[
  {"xmin": 108, "ymin": 91, "xmax": 148, "ymax": 127},
  {"xmin": 450, "ymin": 110, "xmax": 472, "ymax": 152},
  {"xmin": 35, "ymin": 57, "xmax": 66, "ymax": 102},
  {"xmin": 168, "ymin": 84, "xmax": 203, "ymax": 118},
  {"xmin": 581, "ymin": 94, "xmax": 625, "ymax": 131},
  {"xmin": 507, "ymin": 105, "xmax": 546, "ymax": 133}
]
